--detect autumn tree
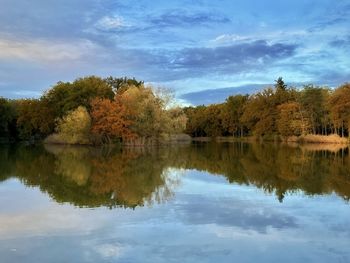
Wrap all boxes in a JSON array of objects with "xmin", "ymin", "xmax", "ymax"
[
  {"xmin": 90, "ymin": 98, "xmax": 135, "ymax": 143},
  {"xmin": 277, "ymin": 102, "xmax": 310, "ymax": 136},
  {"xmin": 203, "ymin": 104, "xmax": 225, "ymax": 137},
  {"xmin": 166, "ymin": 107, "xmax": 188, "ymax": 134},
  {"xmin": 119, "ymin": 85, "xmax": 174, "ymax": 138},
  {"xmin": 328, "ymin": 83, "xmax": 350, "ymax": 136},
  {"xmin": 221, "ymin": 94, "xmax": 248, "ymax": 137},
  {"xmin": 55, "ymin": 106, "xmax": 92, "ymax": 144},
  {"xmin": 239, "ymin": 79, "xmax": 298, "ymax": 137},
  {"xmin": 91, "ymin": 85, "xmax": 186, "ymax": 144},
  {"xmin": 240, "ymin": 88, "xmax": 278, "ymax": 136},
  {"xmin": 300, "ymin": 85, "xmax": 330, "ymax": 134}
]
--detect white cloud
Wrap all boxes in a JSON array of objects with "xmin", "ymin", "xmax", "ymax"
[
  {"xmin": 211, "ymin": 30, "xmax": 310, "ymax": 46},
  {"xmin": 212, "ymin": 34, "xmax": 249, "ymax": 44},
  {"xmin": 0, "ymin": 38, "xmax": 99, "ymax": 62},
  {"xmin": 94, "ymin": 243, "xmax": 124, "ymax": 259},
  {"xmin": 95, "ymin": 15, "xmax": 128, "ymax": 30}
]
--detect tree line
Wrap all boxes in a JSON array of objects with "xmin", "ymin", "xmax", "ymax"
[
  {"xmin": 0, "ymin": 76, "xmax": 187, "ymax": 144},
  {"xmin": 1, "ymin": 76, "xmax": 350, "ymax": 144},
  {"xmin": 184, "ymin": 78, "xmax": 350, "ymax": 139}
]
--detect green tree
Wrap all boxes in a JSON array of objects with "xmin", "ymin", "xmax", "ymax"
[
  {"xmin": 16, "ymin": 99, "xmax": 55, "ymax": 140},
  {"xmin": 274, "ymin": 77, "xmax": 296, "ymax": 106},
  {"xmin": 184, "ymin": 106, "xmax": 207, "ymax": 137},
  {"xmin": 274, "ymin": 77, "xmax": 287, "ymax": 91},
  {"xmin": 184, "ymin": 104, "xmax": 225, "ymax": 137},
  {"xmin": 0, "ymin": 98, "xmax": 16, "ymax": 139},
  {"xmin": 43, "ymin": 76, "xmax": 114, "ymax": 118},
  {"xmin": 104, "ymin": 76, "xmax": 144, "ymax": 94}
]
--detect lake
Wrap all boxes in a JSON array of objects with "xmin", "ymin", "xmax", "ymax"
[{"xmin": 0, "ymin": 142, "xmax": 349, "ymax": 263}]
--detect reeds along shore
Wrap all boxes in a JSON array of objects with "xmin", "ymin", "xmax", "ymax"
[{"xmin": 215, "ymin": 134, "xmax": 349, "ymax": 144}]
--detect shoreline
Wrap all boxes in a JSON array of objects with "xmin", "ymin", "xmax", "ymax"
[
  {"xmin": 207, "ymin": 134, "xmax": 349, "ymax": 144},
  {"xmin": 3, "ymin": 134, "xmax": 349, "ymax": 146}
]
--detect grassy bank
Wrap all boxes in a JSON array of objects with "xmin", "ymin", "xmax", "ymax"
[
  {"xmin": 286, "ymin": 134, "xmax": 348, "ymax": 144},
  {"xmin": 208, "ymin": 134, "xmax": 349, "ymax": 144}
]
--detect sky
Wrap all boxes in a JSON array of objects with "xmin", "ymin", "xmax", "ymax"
[{"xmin": 0, "ymin": 0, "xmax": 349, "ymax": 105}]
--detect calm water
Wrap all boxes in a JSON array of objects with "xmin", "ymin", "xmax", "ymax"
[{"xmin": 0, "ymin": 142, "xmax": 350, "ymax": 263}]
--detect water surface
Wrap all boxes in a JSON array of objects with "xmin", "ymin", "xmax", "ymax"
[{"xmin": 0, "ymin": 143, "xmax": 349, "ymax": 262}]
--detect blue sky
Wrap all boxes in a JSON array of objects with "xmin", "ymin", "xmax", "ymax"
[{"xmin": 0, "ymin": 0, "xmax": 349, "ymax": 104}]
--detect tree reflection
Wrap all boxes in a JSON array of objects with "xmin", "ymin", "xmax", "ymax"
[
  {"xmin": 6, "ymin": 145, "xmax": 182, "ymax": 208},
  {"xmin": 0, "ymin": 142, "xmax": 349, "ymax": 208},
  {"xmin": 170, "ymin": 142, "xmax": 350, "ymax": 202}
]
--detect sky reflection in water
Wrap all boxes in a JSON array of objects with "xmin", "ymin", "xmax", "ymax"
[{"xmin": 0, "ymin": 143, "xmax": 349, "ymax": 263}]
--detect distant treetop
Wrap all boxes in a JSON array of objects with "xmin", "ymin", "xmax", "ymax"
[
  {"xmin": 104, "ymin": 76, "xmax": 144, "ymax": 94},
  {"xmin": 274, "ymin": 77, "xmax": 287, "ymax": 91}
]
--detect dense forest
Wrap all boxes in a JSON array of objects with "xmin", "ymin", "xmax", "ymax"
[
  {"xmin": 0, "ymin": 76, "xmax": 349, "ymax": 144},
  {"xmin": 185, "ymin": 78, "xmax": 350, "ymax": 140}
]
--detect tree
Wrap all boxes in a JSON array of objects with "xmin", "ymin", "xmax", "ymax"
[
  {"xmin": 104, "ymin": 76, "xmax": 144, "ymax": 94},
  {"xmin": 16, "ymin": 99, "xmax": 55, "ymax": 140},
  {"xmin": 55, "ymin": 106, "xmax": 92, "ymax": 144},
  {"xmin": 43, "ymin": 76, "xmax": 114, "ymax": 118},
  {"xmin": 119, "ymin": 86, "xmax": 172, "ymax": 138},
  {"xmin": 300, "ymin": 85, "xmax": 330, "ymax": 134},
  {"xmin": 221, "ymin": 95, "xmax": 248, "ymax": 137},
  {"xmin": 328, "ymin": 83, "xmax": 350, "ymax": 136},
  {"xmin": 184, "ymin": 106, "xmax": 207, "ymax": 137},
  {"xmin": 91, "ymin": 85, "xmax": 185, "ymax": 143},
  {"xmin": 240, "ymin": 88, "xmax": 278, "ymax": 136},
  {"xmin": 166, "ymin": 107, "xmax": 188, "ymax": 134},
  {"xmin": 277, "ymin": 102, "xmax": 310, "ymax": 136},
  {"xmin": 0, "ymin": 98, "xmax": 16, "ymax": 138},
  {"xmin": 90, "ymin": 98, "xmax": 135, "ymax": 142},
  {"xmin": 274, "ymin": 77, "xmax": 287, "ymax": 91},
  {"xmin": 203, "ymin": 104, "xmax": 225, "ymax": 137},
  {"xmin": 274, "ymin": 77, "xmax": 295, "ymax": 105}
]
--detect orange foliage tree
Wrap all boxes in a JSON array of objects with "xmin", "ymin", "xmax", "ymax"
[{"xmin": 90, "ymin": 97, "xmax": 136, "ymax": 142}]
